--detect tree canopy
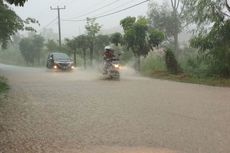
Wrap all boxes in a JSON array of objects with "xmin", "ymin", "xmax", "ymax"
[
  {"xmin": 185, "ymin": 0, "xmax": 230, "ymax": 77},
  {"xmin": 120, "ymin": 16, "xmax": 165, "ymax": 71},
  {"xmin": 5, "ymin": 0, "xmax": 27, "ymax": 6},
  {"xmin": 0, "ymin": 1, "xmax": 23, "ymax": 48},
  {"xmin": 0, "ymin": 0, "xmax": 38, "ymax": 48},
  {"xmin": 19, "ymin": 35, "xmax": 44, "ymax": 65},
  {"xmin": 148, "ymin": 0, "xmax": 187, "ymax": 53}
]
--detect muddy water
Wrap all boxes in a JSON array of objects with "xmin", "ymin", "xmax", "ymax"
[{"xmin": 0, "ymin": 64, "xmax": 230, "ymax": 153}]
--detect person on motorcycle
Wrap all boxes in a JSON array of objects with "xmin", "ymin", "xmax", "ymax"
[
  {"xmin": 103, "ymin": 46, "xmax": 115, "ymax": 74},
  {"xmin": 103, "ymin": 46, "xmax": 115, "ymax": 60}
]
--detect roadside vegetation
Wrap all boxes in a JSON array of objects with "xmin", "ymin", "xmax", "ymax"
[
  {"xmin": 0, "ymin": 0, "xmax": 229, "ymax": 86},
  {"xmin": 0, "ymin": 76, "xmax": 9, "ymax": 94}
]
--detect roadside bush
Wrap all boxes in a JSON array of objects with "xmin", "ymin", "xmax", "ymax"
[
  {"xmin": 0, "ymin": 76, "xmax": 9, "ymax": 94},
  {"xmin": 165, "ymin": 48, "xmax": 181, "ymax": 74},
  {"xmin": 207, "ymin": 47, "xmax": 230, "ymax": 78},
  {"xmin": 141, "ymin": 50, "xmax": 166, "ymax": 75},
  {"xmin": 179, "ymin": 47, "xmax": 209, "ymax": 77}
]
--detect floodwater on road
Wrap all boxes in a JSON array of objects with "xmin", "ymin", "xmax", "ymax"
[{"xmin": 0, "ymin": 64, "xmax": 230, "ymax": 153}]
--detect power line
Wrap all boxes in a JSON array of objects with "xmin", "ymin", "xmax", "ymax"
[
  {"xmin": 67, "ymin": 0, "xmax": 121, "ymax": 19},
  {"xmin": 67, "ymin": 0, "xmax": 109, "ymax": 8},
  {"xmin": 96, "ymin": 0, "xmax": 138, "ymax": 17},
  {"xmin": 43, "ymin": 17, "xmax": 58, "ymax": 28},
  {"xmin": 63, "ymin": 0, "xmax": 150, "ymax": 22}
]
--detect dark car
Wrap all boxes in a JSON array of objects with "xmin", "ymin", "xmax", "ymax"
[{"xmin": 46, "ymin": 52, "xmax": 74, "ymax": 71}]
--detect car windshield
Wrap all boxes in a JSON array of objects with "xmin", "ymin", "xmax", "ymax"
[{"xmin": 53, "ymin": 53, "xmax": 70, "ymax": 61}]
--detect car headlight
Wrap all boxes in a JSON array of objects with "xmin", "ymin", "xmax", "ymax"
[{"xmin": 54, "ymin": 65, "xmax": 58, "ymax": 69}]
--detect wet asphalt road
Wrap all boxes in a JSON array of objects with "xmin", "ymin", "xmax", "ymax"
[{"xmin": 0, "ymin": 64, "xmax": 230, "ymax": 153}]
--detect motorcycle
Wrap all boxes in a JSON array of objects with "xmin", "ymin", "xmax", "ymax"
[{"xmin": 103, "ymin": 57, "xmax": 120, "ymax": 80}]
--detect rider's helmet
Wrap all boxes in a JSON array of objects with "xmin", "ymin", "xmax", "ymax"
[{"xmin": 104, "ymin": 46, "xmax": 113, "ymax": 51}]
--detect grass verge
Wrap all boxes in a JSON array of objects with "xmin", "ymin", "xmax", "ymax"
[
  {"xmin": 146, "ymin": 71, "xmax": 230, "ymax": 87},
  {"xmin": 0, "ymin": 76, "xmax": 9, "ymax": 94}
]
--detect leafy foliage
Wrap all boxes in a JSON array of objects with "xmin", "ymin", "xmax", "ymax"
[
  {"xmin": 0, "ymin": 76, "xmax": 9, "ymax": 93},
  {"xmin": 141, "ymin": 51, "xmax": 166, "ymax": 75},
  {"xmin": 85, "ymin": 18, "xmax": 101, "ymax": 66},
  {"xmin": 5, "ymin": 0, "xmax": 27, "ymax": 6},
  {"xmin": 46, "ymin": 40, "xmax": 59, "ymax": 52},
  {"xmin": 110, "ymin": 32, "xmax": 123, "ymax": 46},
  {"xmin": 95, "ymin": 34, "xmax": 110, "ymax": 55},
  {"xmin": 185, "ymin": 0, "xmax": 230, "ymax": 77},
  {"xmin": 0, "ymin": 1, "xmax": 23, "ymax": 48},
  {"xmin": 0, "ymin": 0, "xmax": 39, "ymax": 48},
  {"xmin": 120, "ymin": 16, "xmax": 165, "ymax": 71},
  {"xmin": 120, "ymin": 16, "xmax": 149, "ymax": 56},
  {"xmin": 183, "ymin": 0, "xmax": 230, "ymax": 29},
  {"xmin": 19, "ymin": 35, "xmax": 44, "ymax": 65},
  {"xmin": 75, "ymin": 35, "xmax": 89, "ymax": 69},
  {"xmin": 149, "ymin": 28, "xmax": 165, "ymax": 48}
]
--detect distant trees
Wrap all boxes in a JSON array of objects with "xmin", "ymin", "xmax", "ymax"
[
  {"xmin": 75, "ymin": 35, "xmax": 89, "ymax": 69},
  {"xmin": 95, "ymin": 34, "xmax": 110, "ymax": 60},
  {"xmin": 65, "ymin": 38, "xmax": 78, "ymax": 66},
  {"xmin": 110, "ymin": 32, "xmax": 123, "ymax": 46},
  {"xmin": 148, "ymin": 0, "xmax": 187, "ymax": 54},
  {"xmin": 19, "ymin": 35, "xmax": 44, "ymax": 65},
  {"xmin": 85, "ymin": 18, "xmax": 101, "ymax": 66},
  {"xmin": 45, "ymin": 40, "xmax": 59, "ymax": 52}
]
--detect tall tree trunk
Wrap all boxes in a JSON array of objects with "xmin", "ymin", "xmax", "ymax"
[
  {"xmin": 137, "ymin": 55, "xmax": 141, "ymax": 72},
  {"xmin": 83, "ymin": 49, "xmax": 86, "ymax": 69},
  {"xmin": 90, "ymin": 42, "xmax": 94, "ymax": 66},
  {"xmin": 74, "ymin": 50, "xmax": 77, "ymax": 66},
  {"xmin": 90, "ymin": 47, "xmax": 93, "ymax": 66},
  {"xmin": 174, "ymin": 33, "xmax": 179, "ymax": 56}
]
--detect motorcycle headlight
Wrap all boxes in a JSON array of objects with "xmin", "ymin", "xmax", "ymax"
[{"xmin": 114, "ymin": 64, "xmax": 119, "ymax": 68}]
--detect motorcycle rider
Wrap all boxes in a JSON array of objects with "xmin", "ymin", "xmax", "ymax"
[{"xmin": 103, "ymin": 46, "xmax": 115, "ymax": 74}]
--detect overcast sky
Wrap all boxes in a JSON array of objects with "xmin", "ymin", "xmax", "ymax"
[{"xmin": 12, "ymin": 0, "xmax": 152, "ymax": 38}]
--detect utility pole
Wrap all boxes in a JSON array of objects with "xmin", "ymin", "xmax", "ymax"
[{"xmin": 50, "ymin": 6, "xmax": 66, "ymax": 47}]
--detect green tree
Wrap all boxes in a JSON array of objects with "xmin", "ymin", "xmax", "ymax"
[
  {"xmin": 85, "ymin": 18, "xmax": 101, "ymax": 66},
  {"xmin": 0, "ymin": 0, "xmax": 39, "ymax": 48},
  {"xmin": 110, "ymin": 32, "xmax": 123, "ymax": 46},
  {"xmin": 46, "ymin": 40, "xmax": 59, "ymax": 52},
  {"xmin": 5, "ymin": 0, "xmax": 27, "ymax": 6},
  {"xmin": 95, "ymin": 34, "xmax": 110, "ymax": 60},
  {"xmin": 19, "ymin": 38, "xmax": 33, "ymax": 64},
  {"xmin": 148, "ymin": 28, "xmax": 165, "ymax": 48},
  {"xmin": 185, "ymin": 0, "xmax": 230, "ymax": 77},
  {"xmin": 0, "ymin": 1, "xmax": 23, "ymax": 48},
  {"xmin": 120, "ymin": 16, "xmax": 149, "ymax": 71},
  {"xmin": 65, "ymin": 38, "xmax": 78, "ymax": 66},
  {"xmin": 75, "ymin": 35, "xmax": 89, "ymax": 69},
  {"xmin": 19, "ymin": 35, "xmax": 44, "ymax": 65},
  {"xmin": 33, "ymin": 35, "xmax": 44, "ymax": 64}
]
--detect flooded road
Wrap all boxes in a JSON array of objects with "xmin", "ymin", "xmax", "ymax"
[{"xmin": 0, "ymin": 64, "xmax": 230, "ymax": 153}]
